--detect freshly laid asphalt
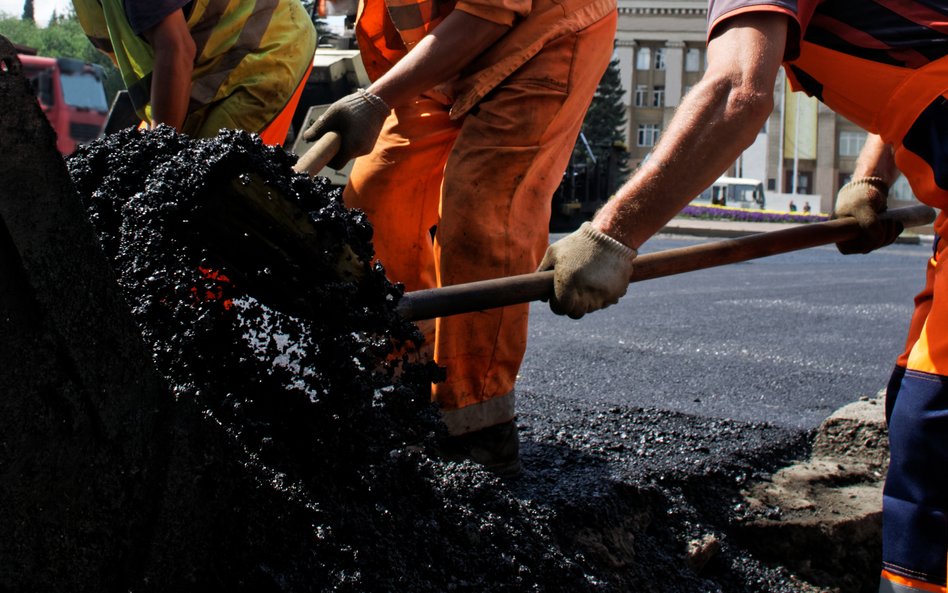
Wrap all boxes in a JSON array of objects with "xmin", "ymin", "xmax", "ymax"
[
  {"xmin": 519, "ymin": 215, "xmax": 934, "ymax": 430},
  {"xmin": 499, "ymin": 215, "xmax": 936, "ymax": 592}
]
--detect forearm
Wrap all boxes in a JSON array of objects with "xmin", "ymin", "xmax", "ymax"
[
  {"xmin": 852, "ymin": 133, "xmax": 899, "ymax": 186},
  {"xmin": 594, "ymin": 76, "xmax": 771, "ymax": 248},
  {"xmin": 367, "ymin": 10, "xmax": 508, "ymax": 108},
  {"xmin": 591, "ymin": 13, "xmax": 788, "ymax": 249},
  {"xmin": 150, "ymin": 52, "xmax": 193, "ymax": 129},
  {"xmin": 144, "ymin": 10, "xmax": 195, "ymax": 130}
]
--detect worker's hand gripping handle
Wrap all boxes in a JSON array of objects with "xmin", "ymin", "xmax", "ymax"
[{"xmin": 292, "ymin": 131, "xmax": 342, "ymax": 177}]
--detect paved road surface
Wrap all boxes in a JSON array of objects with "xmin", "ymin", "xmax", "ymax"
[{"xmin": 518, "ymin": 232, "xmax": 932, "ymax": 430}]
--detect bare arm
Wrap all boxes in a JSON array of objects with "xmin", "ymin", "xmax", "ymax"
[
  {"xmin": 367, "ymin": 10, "xmax": 509, "ymax": 108},
  {"xmin": 592, "ymin": 13, "xmax": 790, "ymax": 249},
  {"xmin": 831, "ymin": 133, "xmax": 903, "ymax": 253},
  {"xmin": 142, "ymin": 9, "xmax": 196, "ymax": 130},
  {"xmin": 851, "ymin": 133, "xmax": 899, "ymax": 185}
]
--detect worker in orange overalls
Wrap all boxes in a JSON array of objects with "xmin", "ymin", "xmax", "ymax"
[
  {"xmin": 538, "ymin": 1, "xmax": 948, "ymax": 591},
  {"xmin": 74, "ymin": 0, "xmax": 316, "ymax": 145},
  {"xmin": 304, "ymin": 0, "xmax": 617, "ymax": 475}
]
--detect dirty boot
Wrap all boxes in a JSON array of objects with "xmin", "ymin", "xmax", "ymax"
[{"xmin": 435, "ymin": 420, "xmax": 522, "ymax": 478}]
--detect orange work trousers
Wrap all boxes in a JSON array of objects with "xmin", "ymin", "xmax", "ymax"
[{"xmin": 344, "ymin": 11, "xmax": 616, "ymax": 435}]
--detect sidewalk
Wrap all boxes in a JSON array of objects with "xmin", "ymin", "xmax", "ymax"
[{"xmin": 660, "ymin": 216, "xmax": 931, "ymax": 244}]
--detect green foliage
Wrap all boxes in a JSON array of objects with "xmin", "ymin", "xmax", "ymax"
[
  {"xmin": 0, "ymin": 12, "xmax": 124, "ymax": 104},
  {"xmin": 0, "ymin": 16, "xmax": 41, "ymax": 48},
  {"xmin": 22, "ymin": 0, "xmax": 34, "ymax": 23}
]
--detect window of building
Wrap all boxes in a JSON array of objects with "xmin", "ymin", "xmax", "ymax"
[
  {"xmin": 797, "ymin": 172, "xmax": 811, "ymax": 193},
  {"xmin": 784, "ymin": 170, "xmax": 813, "ymax": 193},
  {"xmin": 685, "ymin": 48, "xmax": 700, "ymax": 72},
  {"xmin": 654, "ymin": 48, "xmax": 665, "ymax": 70},
  {"xmin": 636, "ymin": 47, "xmax": 651, "ymax": 70},
  {"xmin": 634, "ymin": 85, "xmax": 647, "ymax": 107},
  {"xmin": 652, "ymin": 86, "xmax": 665, "ymax": 107},
  {"xmin": 839, "ymin": 131, "xmax": 867, "ymax": 156},
  {"xmin": 637, "ymin": 124, "xmax": 660, "ymax": 147}
]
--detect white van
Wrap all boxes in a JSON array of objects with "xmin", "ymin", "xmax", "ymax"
[{"xmin": 693, "ymin": 176, "xmax": 767, "ymax": 209}]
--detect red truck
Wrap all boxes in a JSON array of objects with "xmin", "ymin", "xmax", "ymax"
[{"xmin": 18, "ymin": 51, "xmax": 109, "ymax": 155}]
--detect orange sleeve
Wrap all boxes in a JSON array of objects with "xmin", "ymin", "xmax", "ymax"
[{"xmin": 455, "ymin": 0, "xmax": 528, "ymax": 26}]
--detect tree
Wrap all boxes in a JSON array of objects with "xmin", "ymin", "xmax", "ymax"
[
  {"xmin": 575, "ymin": 55, "xmax": 631, "ymax": 195},
  {"xmin": 21, "ymin": 0, "xmax": 34, "ymax": 24},
  {"xmin": 581, "ymin": 58, "xmax": 628, "ymax": 160},
  {"xmin": 0, "ymin": 13, "xmax": 124, "ymax": 104}
]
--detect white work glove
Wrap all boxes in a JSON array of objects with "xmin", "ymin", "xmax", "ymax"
[
  {"xmin": 302, "ymin": 89, "xmax": 390, "ymax": 169},
  {"xmin": 833, "ymin": 177, "xmax": 902, "ymax": 254},
  {"xmin": 537, "ymin": 222, "xmax": 637, "ymax": 319}
]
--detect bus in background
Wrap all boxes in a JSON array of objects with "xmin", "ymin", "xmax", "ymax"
[
  {"xmin": 18, "ymin": 51, "xmax": 109, "ymax": 155},
  {"xmin": 693, "ymin": 176, "xmax": 767, "ymax": 210}
]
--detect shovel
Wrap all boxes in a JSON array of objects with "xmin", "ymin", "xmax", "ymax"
[
  {"xmin": 396, "ymin": 204, "xmax": 935, "ymax": 321},
  {"xmin": 221, "ymin": 133, "xmax": 935, "ymax": 322},
  {"xmin": 292, "ymin": 131, "xmax": 342, "ymax": 176}
]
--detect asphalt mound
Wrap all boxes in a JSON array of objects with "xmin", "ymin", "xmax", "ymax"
[
  {"xmin": 64, "ymin": 127, "xmax": 595, "ymax": 592},
  {"xmin": 59, "ymin": 127, "xmax": 835, "ymax": 592}
]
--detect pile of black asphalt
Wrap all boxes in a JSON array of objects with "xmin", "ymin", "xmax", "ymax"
[{"xmin": 63, "ymin": 127, "xmax": 824, "ymax": 593}]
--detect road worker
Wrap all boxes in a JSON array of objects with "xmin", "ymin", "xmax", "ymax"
[
  {"xmin": 73, "ymin": 0, "xmax": 316, "ymax": 145},
  {"xmin": 539, "ymin": 2, "xmax": 948, "ymax": 591},
  {"xmin": 304, "ymin": 0, "xmax": 617, "ymax": 475}
]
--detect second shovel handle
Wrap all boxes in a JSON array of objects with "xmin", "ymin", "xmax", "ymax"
[
  {"xmin": 395, "ymin": 205, "xmax": 936, "ymax": 321},
  {"xmin": 292, "ymin": 131, "xmax": 342, "ymax": 177}
]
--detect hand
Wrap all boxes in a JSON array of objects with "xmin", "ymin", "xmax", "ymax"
[
  {"xmin": 537, "ymin": 222, "xmax": 637, "ymax": 319},
  {"xmin": 833, "ymin": 177, "xmax": 903, "ymax": 254},
  {"xmin": 302, "ymin": 89, "xmax": 390, "ymax": 169}
]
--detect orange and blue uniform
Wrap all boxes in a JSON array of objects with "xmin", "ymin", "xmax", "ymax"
[
  {"xmin": 345, "ymin": 0, "xmax": 617, "ymax": 434},
  {"xmin": 708, "ymin": 1, "xmax": 948, "ymax": 591}
]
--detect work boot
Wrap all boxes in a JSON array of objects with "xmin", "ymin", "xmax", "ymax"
[{"xmin": 435, "ymin": 420, "xmax": 522, "ymax": 478}]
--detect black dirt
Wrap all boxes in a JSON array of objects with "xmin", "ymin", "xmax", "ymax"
[{"xmin": 61, "ymin": 127, "xmax": 830, "ymax": 592}]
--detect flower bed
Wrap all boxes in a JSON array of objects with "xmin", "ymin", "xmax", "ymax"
[{"xmin": 679, "ymin": 203, "xmax": 829, "ymax": 223}]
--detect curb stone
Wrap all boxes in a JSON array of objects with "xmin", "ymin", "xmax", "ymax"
[{"xmin": 731, "ymin": 390, "xmax": 888, "ymax": 593}]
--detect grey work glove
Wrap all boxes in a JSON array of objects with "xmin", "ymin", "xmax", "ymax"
[
  {"xmin": 302, "ymin": 89, "xmax": 390, "ymax": 170},
  {"xmin": 537, "ymin": 222, "xmax": 637, "ymax": 319},
  {"xmin": 833, "ymin": 176, "xmax": 903, "ymax": 254}
]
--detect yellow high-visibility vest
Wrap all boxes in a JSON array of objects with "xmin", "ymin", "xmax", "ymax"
[{"xmin": 75, "ymin": 0, "xmax": 316, "ymax": 137}]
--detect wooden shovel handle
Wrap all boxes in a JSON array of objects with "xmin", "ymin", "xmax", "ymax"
[
  {"xmin": 292, "ymin": 131, "xmax": 342, "ymax": 177},
  {"xmin": 396, "ymin": 204, "xmax": 936, "ymax": 321}
]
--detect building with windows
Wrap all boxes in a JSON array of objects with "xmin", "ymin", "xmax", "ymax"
[{"xmin": 612, "ymin": 0, "xmax": 915, "ymax": 213}]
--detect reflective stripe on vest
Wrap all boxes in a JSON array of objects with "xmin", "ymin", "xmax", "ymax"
[
  {"xmin": 880, "ymin": 570, "xmax": 948, "ymax": 593},
  {"xmin": 189, "ymin": 0, "xmax": 278, "ymax": 108}
]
